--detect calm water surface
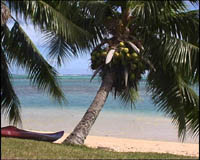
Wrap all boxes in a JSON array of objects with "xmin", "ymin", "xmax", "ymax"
[{"xmin": 1, "ymin": 75, "xmax": 198, "ymax": 143}]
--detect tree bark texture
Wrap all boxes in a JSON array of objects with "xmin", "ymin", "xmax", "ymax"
[
  {"xmin": 1, "ymin": 3, "xmax": 10, "ymax": 26},
  {"xmin": 64, "ymin": 72, "xmax": 114, "ymax": 145}
]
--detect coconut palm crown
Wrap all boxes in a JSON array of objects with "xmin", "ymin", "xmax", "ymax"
[
  {"xmin": 64, "ymin": 0, "xmax": 199, "ymax": 144},
  {"xmin": 2, "ymin": 0, "xmax": 199, "ymax": 145}
]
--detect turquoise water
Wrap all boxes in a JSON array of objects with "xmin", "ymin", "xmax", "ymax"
[
  {"xmin": 11, "ymin": 74, "xmax": 163, "ymax": 117},
  {"xmin": 3, "ymin": 74, "xmax": 198, "ymax": 142}
]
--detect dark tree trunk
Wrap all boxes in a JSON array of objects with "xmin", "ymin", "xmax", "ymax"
[{"xmin": 63, "ymin": 72, "xmax": 114, "ymax": 145}]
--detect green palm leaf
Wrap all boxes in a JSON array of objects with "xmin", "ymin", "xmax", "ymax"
[
  {"xmin": 1, "ymin": 46, "xmax": 22, "ymax": 125},
  {"xmin": 145, "ymin": 34, "xmax": 199, "ymax": 84},
  {"xmin": 129, "ymin": 2, "xmax": 199, "ymax": 44},
  {"xmin": 116, "ymin": 87, "xmax": 139, "ymax": 109},
  {"xmin": 42, "ymin": 31, "xmax": 78, "ymax": 66},
  {"xmin": 20, "ymin": 1, "xmax": 105, "ymax": 65},
  {"xmin": 3, "ymin": 22, "xmax": 66, "ymax": 104},
  {"xmin": 7, "ymin": 1, "xmax": 95, "ymax": 48},
  {"xmin": 147, "ymin": 58, "xmax": 199, "ymax": 141}
]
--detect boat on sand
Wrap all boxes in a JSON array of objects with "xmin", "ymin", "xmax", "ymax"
[{"xmin": 1, "ymin": 126, "xmax": 64, "ymax": 142}]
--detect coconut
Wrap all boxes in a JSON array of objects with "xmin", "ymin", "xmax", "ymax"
[
  {"xmin": 132, "ymin": 52, "xmax": 138, "ymax": 58},
  {"xmin": 102, "ymin": 51, "xmax": 107, "ymax": 57},
  {"xmin": 123, "ymin": 48, "xmax": 129, "ymax": 53},
  {"xmin": 119, "ymin": 47, "xmax": 124, "ymax": 52},
  {"xmin": 126, "ymin": 53, "xmax": 131, "ymax": 57},
  {"xmin": 119, "ymin": 42, "xmax": 125, "ymax": 47},
  {"xmin": 126, "ymin": 53, "xmax": 131, "ymax": 59},
  {"xmin": 114, "ymin": 52, "xmax": 120, "ymax": 57}
]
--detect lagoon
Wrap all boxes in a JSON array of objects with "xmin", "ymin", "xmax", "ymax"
[{"xmin": 1, "ymin": 75, "xmax": 198, "ymax": 143}]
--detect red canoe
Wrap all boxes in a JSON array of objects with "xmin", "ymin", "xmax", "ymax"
[{"xmin": 1, "ymin": 126, "xmax": 64, "ymax": 142}]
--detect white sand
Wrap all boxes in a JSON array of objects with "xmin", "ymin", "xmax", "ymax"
[
  {"xmin": 3, "ymin": 128, "xmax": 199, "ymax": 157},
  {"xmin": 2, "ymin": 109, "xmax": 199, "ymax": 157},
  {"xmin": 53, "ymin": 133, "xmax": 199, "ymax": 157}
]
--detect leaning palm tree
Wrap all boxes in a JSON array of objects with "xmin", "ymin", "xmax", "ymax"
[
  {"xmin": 5, "ymin": 0, "xmax": 199, "ymax": 145},
  {"xmin": 63, "ymin": 1, "xmax": 199, "ymax": 145},
  {"xmin": 1, "ymin": 1, "xmax": 100, "ymax": 125}
]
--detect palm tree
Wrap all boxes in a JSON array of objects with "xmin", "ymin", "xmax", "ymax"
[
  {"xmin": 1, "ymin": 1, "xmax": 100, "ymax": 125},
  {"xmin": 4, "ymin": 0, "xmax": 199, "ymax": 146},
  {"xmin": 63, "ymin": 1, "xmax": 199, "ymax": 145}
]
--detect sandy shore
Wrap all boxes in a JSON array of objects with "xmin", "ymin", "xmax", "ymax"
[
  {"xmin": 3, "ymin": 108, "xmax": 198, "ymax": 143},
  {"xmin": 5, "ymin": 128, "xmax": 199, "ymax": 157},
  {"xmin": 2, "ymin": 108, "xmax": 199, "ymax": 157},
  {"xmin": 53, "ymin": 133, "xmax": 199, "ymax": 157}
]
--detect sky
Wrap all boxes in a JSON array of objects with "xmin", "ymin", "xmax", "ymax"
[
  {"xmin": 9, "ymin": 22, "xmax": 93, "ymax": 75},
  {"xmin": 9, "ymin": 1, "xmax": 199, "ymax": 75}
]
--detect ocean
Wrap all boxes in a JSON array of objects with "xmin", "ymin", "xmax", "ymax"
[{"xmin": 1, "ymin": 75, "xmax": 199, "ymax": 143}]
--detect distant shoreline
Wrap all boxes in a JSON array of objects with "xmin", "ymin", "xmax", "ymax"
[
  {"xmin": 11, "ymin": 74, "xmax": 93, "ymax": 77},
  {"xmin": 10, "ymin": 74, "xmax": 148, "ymax": 81}
]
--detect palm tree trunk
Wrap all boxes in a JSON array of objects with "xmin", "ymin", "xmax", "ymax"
[
  {"xmin": 63, "ymin": 72, "xmax": 114, "ymax": 145},
  {"xmin": 1, "ymin": 3, "xmax": 10, "ymax": 26}
]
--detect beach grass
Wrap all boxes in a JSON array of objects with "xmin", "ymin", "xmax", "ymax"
[{"xmin": 1, "ymin": 137, "xmax": 198, "ymax": 159}]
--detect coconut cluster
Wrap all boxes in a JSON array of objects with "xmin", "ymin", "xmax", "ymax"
[{"xmin": 91, "ymin": 41, "xmax": 147, "ymax": 90}]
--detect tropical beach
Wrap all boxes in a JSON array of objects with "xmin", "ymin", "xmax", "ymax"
[
  {"xmin": 1, "ymin": 75, "xmax": 199, "ymax": 157},
  {"xmin": 57, "ymin": 134, "xmax": 199, "ymax": 157},
  {"xmin": 1, "ymin": 1, "xmax": 199, "ymax": 159}
]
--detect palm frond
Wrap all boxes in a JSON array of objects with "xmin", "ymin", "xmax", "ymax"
[
  {"xmin": 79, "ymin": 1, "xmax": 113, "ymax": 25},
  {"xmin": 129, "ymin": 1, "xmax": 186, "ymax": 26},
  {"xmin": 7, "ymin": 1, "xmax": 96, "ymax": 49},
  {"xmin": 162, "ymin": 10, "xmax": 199, "ymax": 44},
  {"xmin": 42, "ymin": 31, "xmax": 79, "ymax": 66},
  {"xmin": 145, "ymin": 34, "xmax": 199, "ymax": 84},
  {"xmin": 39, "ymin": 1, "xmax": 107, "ymax": 65},
  {"xmin": 147, "ymin": 62, "xmax": 199, "ymax": 141},
  {"xmin": 129, "ymin": 2, "xmax": 199, "ymax": 44},
  {"xmin": 115, "ymin": 87, "xmax": 139, "ymax": 109},
  {"xmin": 90, "ymin": 64, "xmax": 103, "ymax": 82},
  {"xmin": 1, "ymin": 45, "xmax": 22, "ymax": 125},
  {"xmin": 186, "ymin": 0, "xmax": 199, "ymax": 6},
  {"xmin": 3, "ymin": 22, "xmax": 66, "ymax": 104}
]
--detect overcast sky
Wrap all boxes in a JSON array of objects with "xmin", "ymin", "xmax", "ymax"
[{"xmin": 9, "ymin": 2, "xmax": 199, "ymax": 75}]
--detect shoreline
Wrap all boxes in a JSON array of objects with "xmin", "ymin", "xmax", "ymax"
[
  {"xmin": 2, "ymin": 109, "xmax": 198, "ymax": 144},
  {"xmin": 55, "ymin": 133, "xmax": 199, "ymax": 157},
  {"xmin": 24, "ymin": 129, "xmax": 198, "ymax": 157},
  {"xmin": 54, "ymin": 133, "xmax": 199, "ymax": 157}
]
